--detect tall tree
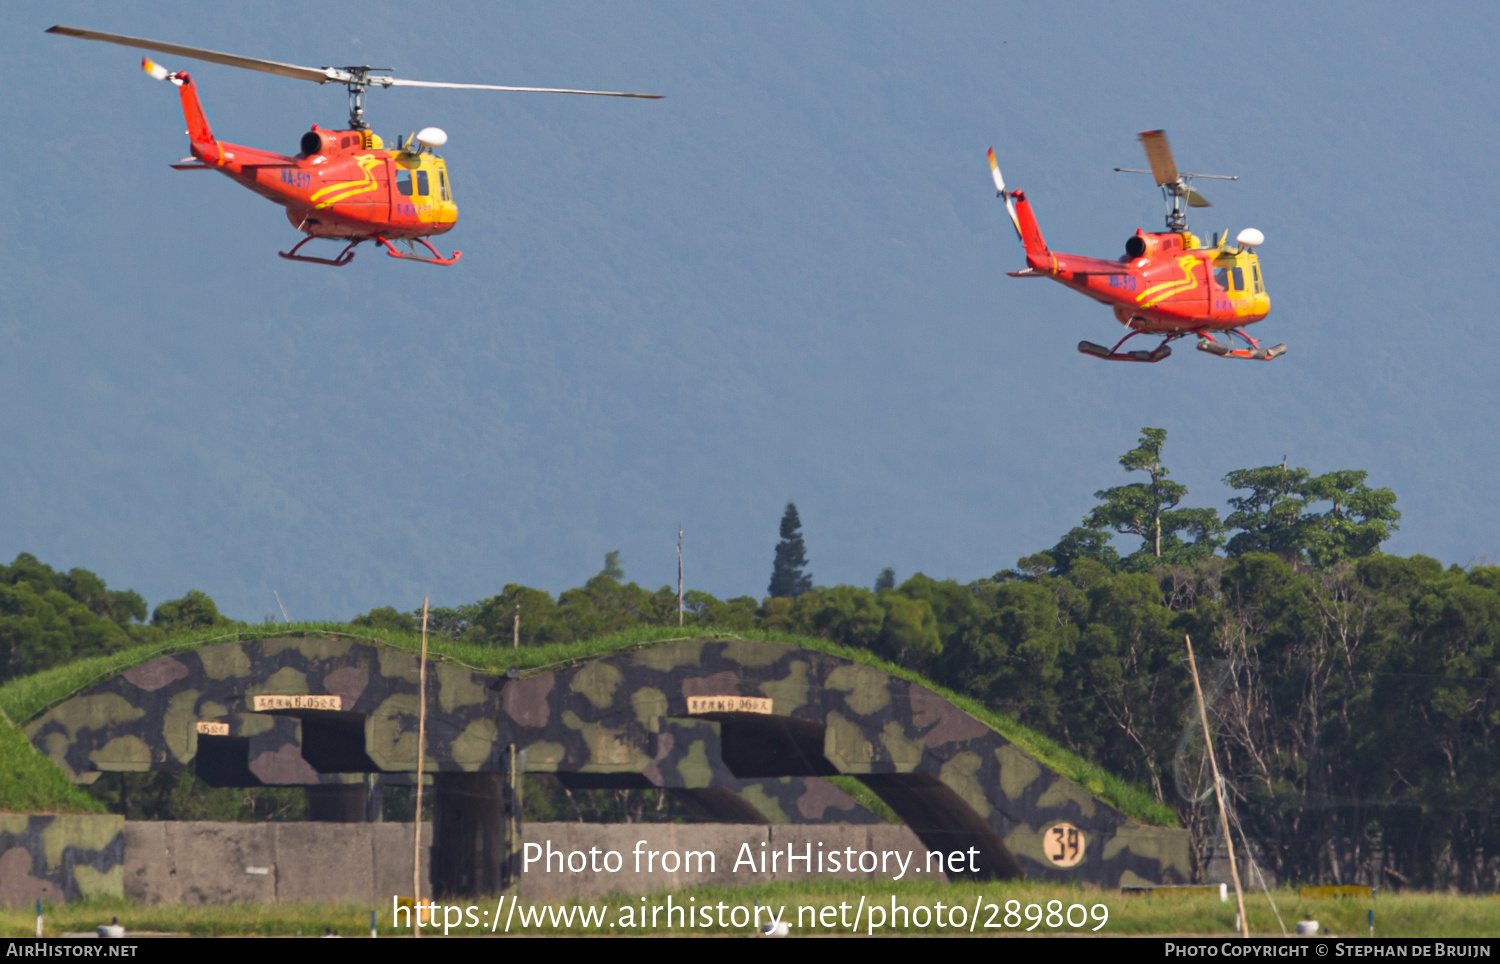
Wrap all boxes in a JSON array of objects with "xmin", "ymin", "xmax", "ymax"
[
  {"xmin": 1222, "ymin": 463, "xmax": 1311, "ymax": 559},
  {"xmin": 1299, "ymin": 470, "xmax": 1401, "ymax": 567},
  {"xmin": 1085, "ymin": 428, "xmax": 1223, "ymax": 567},
  {"xmin": 768, "ymin": 502, "xmax": 813, "ymax": 597},
  {"xmin": 1223, "ymin": 465, "xmax": 1399, "ymax": 566}
]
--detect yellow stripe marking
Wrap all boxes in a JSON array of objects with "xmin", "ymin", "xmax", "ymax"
[
  {"xmin": 310, "ymin": 155, "xmax": 382, "ymax": 209},
  {"xmin": 1136, "ymin": 257, "xmax": 1199, "ymax": 308}
]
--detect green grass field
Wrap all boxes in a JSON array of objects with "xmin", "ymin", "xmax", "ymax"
[
  {"xmin": 0, "ymin": 623, "xmax": 1175, "ymax": 825},
  {"xmin": 4, "ymin": 881, "xmax": 1494, "ymax": 938}
]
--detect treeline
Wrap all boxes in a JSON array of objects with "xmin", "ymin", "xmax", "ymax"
[
  {"xmin": 0, "ymin": 554, "xmax": 237, "ymax": 684},
  {"xmin": 4, "ymin": 430, "xmax": 1495, "ymax": 890}
]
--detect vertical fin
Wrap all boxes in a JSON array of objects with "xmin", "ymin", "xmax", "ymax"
[
  {"xmin": 175, "ymin": 74, "xmax": 215, "ymax": 146},
  {"xmin": 144, "ymin": 59, "xmax": 215, "ymax": 148},
  {"xmin": 1009, "ymin": 191, "xmax": 1051, "ymax": 268}
]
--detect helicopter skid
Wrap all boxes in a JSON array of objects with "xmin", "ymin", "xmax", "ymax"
[
  {"xmin": 1078, "ymin": 341, "xmax": 1173, "ymax": 363},
  {"xmin": 375, "ymin": 236, "xmax": 462, "ymax": 266},
  {"xmin": 1079, "ymin": 331, "xmax": 1176, "ymax": 363},
  {"xmin": 278, "ymin": 236, "xmax": 359, "ymax": 266},
  {"xmin": 1196, "ymin": 332, "xmax": 1286, "ymax": 361}
]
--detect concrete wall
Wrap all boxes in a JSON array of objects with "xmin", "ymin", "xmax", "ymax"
[
  {"xmin": 119, "ymin": 820, "xmax": 1191, "ymax": 904},
  {"xmin": 118, "ymin": 821, "xmax": 936, "ymax": 904},
  {"xmin": 0, "ymin": 814, "xmax": 125, "ymax": 908},
  {"xmin": 123, "ymin": 821, "xmax": 430, "ymax": 905}
]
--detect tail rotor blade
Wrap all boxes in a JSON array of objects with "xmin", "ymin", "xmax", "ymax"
[
  {"xmin": 990, "ymin": 150, "xmax": 1026, "ymax": 241},
  {"xmin": 141, "ymin": 56, "xmax": 170, "ymax": 81},
  {"xmin": 987, "ymin": 147, "xmax": 1023, "ymax": 239},
  {"xmin": 1138, "ymin": 129, "xmax": 1180, "ymax": 186}
]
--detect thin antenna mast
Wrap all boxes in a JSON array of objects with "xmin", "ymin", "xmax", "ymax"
[{"xmin": 677, "ymin": 525, "xmax": 684, "ymax": 627}]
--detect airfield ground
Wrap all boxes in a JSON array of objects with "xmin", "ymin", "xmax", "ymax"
[{"xmin": 3, "ymin": 880, "xmax": 1496, "ymax": 938}]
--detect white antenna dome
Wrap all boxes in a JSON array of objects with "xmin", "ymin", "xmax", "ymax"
[
  {"xmin": 1236, "ymin": 227, "xmax": 1265, "ymax": 249},
  {"xmin": 415, "ymin": 127, "xmax": 448, "ymax": 149}
]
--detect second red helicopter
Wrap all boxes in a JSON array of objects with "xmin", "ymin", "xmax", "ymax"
[
  {"xmin": 988, "ymin": 131, "xmax": 1283, "ymax": 362},
  {"xmin": 49, "ymin": 25, "xmax": 661, "ymax": 266}
]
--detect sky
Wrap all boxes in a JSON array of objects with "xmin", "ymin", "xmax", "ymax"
[{"xmin": 2, "ymin": 2, "xmax": 1497, "ymax": 621}]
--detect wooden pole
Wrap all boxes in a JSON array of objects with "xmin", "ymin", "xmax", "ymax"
[
  {"xmin": 507, "ymin": 742, "xmax": 519, "ymax": 892},
  {"xmin": 1186, "ymin": 634, "xmax": 1248, "ymax": 937},
  {"xmin": 412, "ymin": 597, "xmax": 430, "ymax": 936},
  {"xmin": 513, "ymin": 602, "xmax": 520, "ymax": 649},
  {"xmin": 677, "ymin": 525, "xmax": 684, "ymax": 628}
]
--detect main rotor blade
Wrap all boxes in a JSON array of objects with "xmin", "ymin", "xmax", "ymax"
[
  {"xmin": 47, "ymin": 25, "xmax": 335, "ymax": 84},
  {"xmin": 383, "ymin": 78, "xmax": 661, "ymax": 98},
  {"xmin": 1186, "ymin": 187, "xmax": 1212, "ymax": 208},
  {"xmin": 1137, "ymin": 129, "xmax": 1179, "ymax": 186}
]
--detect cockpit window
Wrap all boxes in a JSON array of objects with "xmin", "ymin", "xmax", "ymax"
[
  {"xmin": 396, "ymin": 169, "xmax": 413, "ymax": 197},
  {"xmin": 1253, "ymin": 264, "xmax": 1264, "ymax": 294},
  {"xmin": 416, "ymin": 170, "xmax": 430, "ymax": 197},
  {"xmin": 1213, "ymin": 266, "xmax": 1230, "ymax": 290},
  {"xmin": 1231, "ymin": 267, "xmax": 1245, "ymax": 291}
]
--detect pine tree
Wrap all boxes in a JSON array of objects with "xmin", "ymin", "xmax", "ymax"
[
  {"xmin": 768, "ymin": 502, "xmax": 813, "ymax": 598},
  {"xmin": 1084, "ymin": 427, "xmax": 1222, "ymax": 568}
]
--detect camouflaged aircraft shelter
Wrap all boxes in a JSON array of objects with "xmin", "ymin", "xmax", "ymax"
[{"xmin": 26, "ymin": 634, "xmax": 1190, "ymax": 894}]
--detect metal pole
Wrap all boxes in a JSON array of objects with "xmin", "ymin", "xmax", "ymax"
[
  {"xmin": 412, "ymin": 597, "xmax": 429, "ymax": 936},
  {"xmin": 513, "ymin": 602, "xmax": 520, "ymax": 649},
  {"xmin": 677, "ymin": 525, "xmax": 684, "ymax": 627},
  {"xmin": 1186, "ymin": 634, "xmax": 1248, "ymax": 937}
]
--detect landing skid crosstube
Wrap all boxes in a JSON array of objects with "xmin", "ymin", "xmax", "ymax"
[
  {"xmin": 1078, "ymin": 329, "xmax": 1285, "ymax": 362},
  {"xmin": 277, "ymin": 235, "xmax": 462, "ymax": 267}
]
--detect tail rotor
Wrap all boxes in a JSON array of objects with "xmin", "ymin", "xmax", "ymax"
[{"xmin": 987, "ymin": 147, "xmax": 1022, "ymax": 240}]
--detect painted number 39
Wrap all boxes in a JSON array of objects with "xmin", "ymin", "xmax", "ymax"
[{"xmin": 1045, "ymin": 822, "xmax": 1085, "ymax": 867}]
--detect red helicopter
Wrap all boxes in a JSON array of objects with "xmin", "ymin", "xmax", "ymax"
[
  {"xmin": 987, "ymin": 131, "xmax": 1283, "ymax": 362},
  {"xmin": 48, "ymin": 26, "xmax": 661, "ymax": 266}
]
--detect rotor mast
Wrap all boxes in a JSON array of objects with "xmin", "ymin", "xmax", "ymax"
[
  {"xmin": 334, "ymin": 67, "xmax": 394, "ymax": 129},
  {"xmin": 1114, "ymin": 130, "xmax": 1236, "ymax": 233}
]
